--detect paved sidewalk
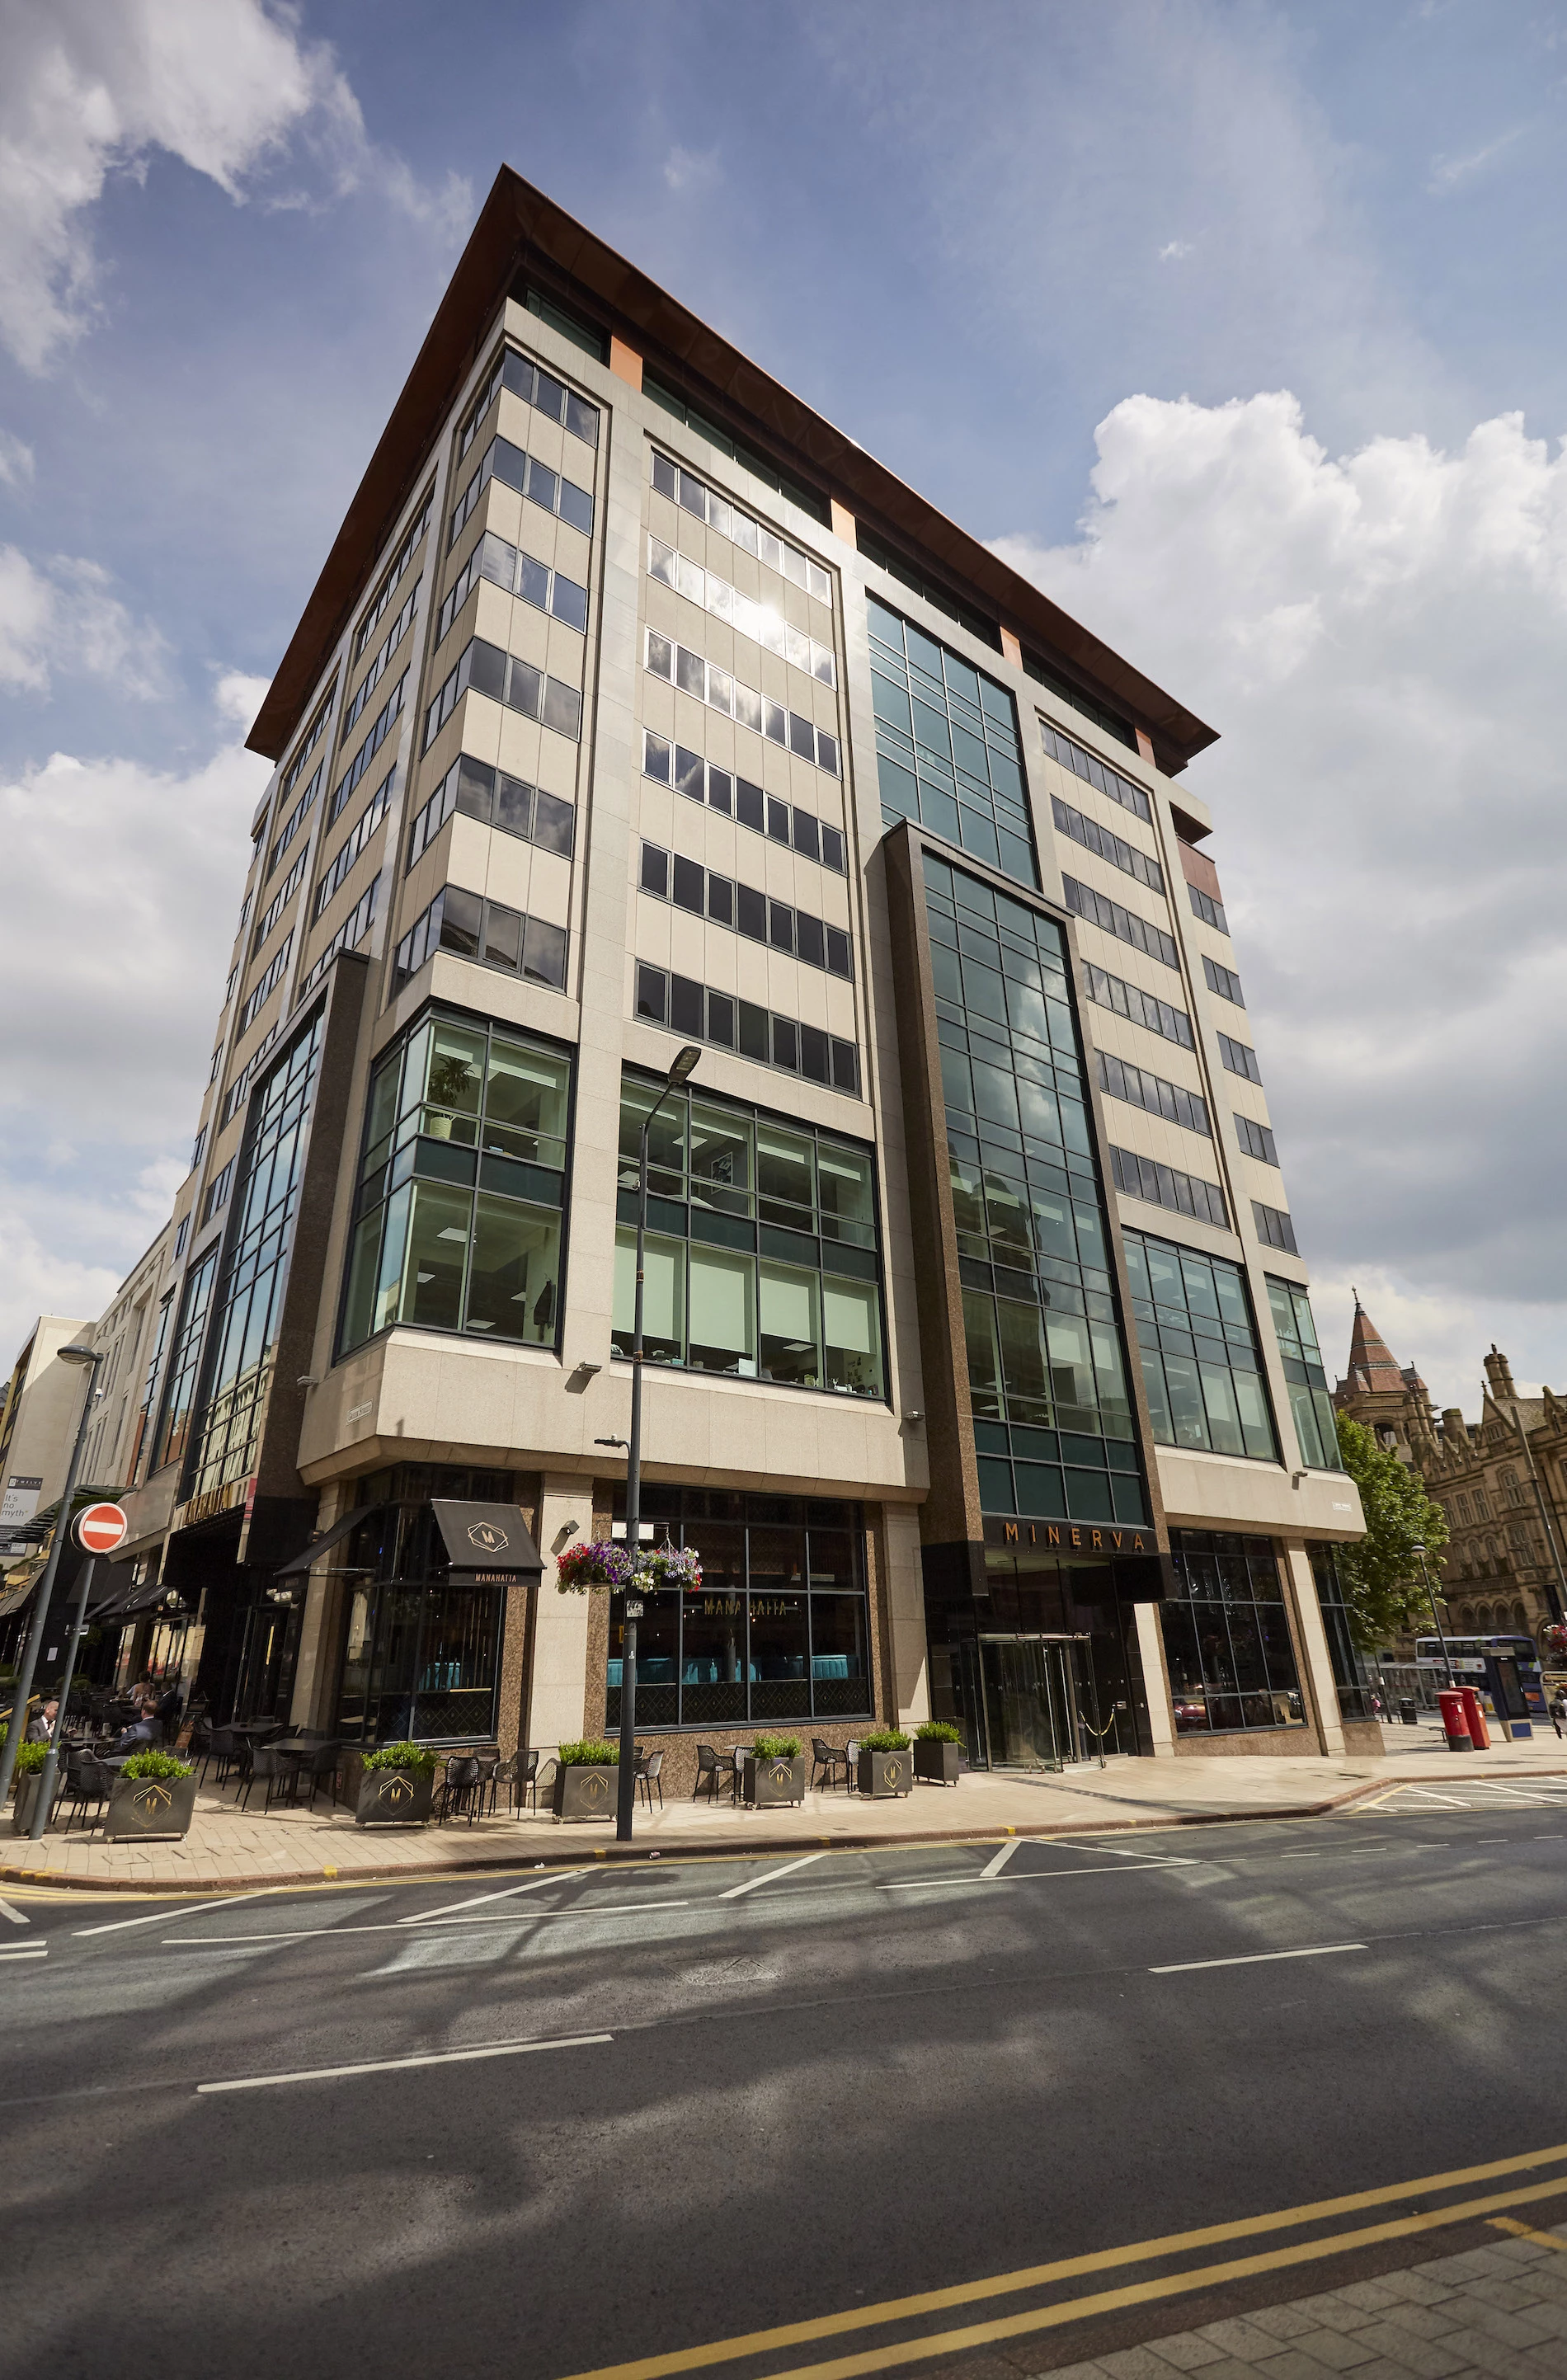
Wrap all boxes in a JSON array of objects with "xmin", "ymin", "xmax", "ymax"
[
  {"xmin": 6, "ymin": 1719, "xmax": 1566, "ymax": 1893},
  {"xmin": 1024, "ymin": 2218, "xmax": 1567, "ymax": 2379}
]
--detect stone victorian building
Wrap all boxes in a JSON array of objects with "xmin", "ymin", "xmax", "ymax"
[{"xmin": 1335, "ymin": 1305, "xmax": 1567, "ymax": 1648}]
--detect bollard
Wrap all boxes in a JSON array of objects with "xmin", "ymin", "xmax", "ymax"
[
  {"xmin": 1438, "ymin": 1687, "xmax": 1473, "ymax": 1751},
  {"xmin": 1458, "ymin": 1686, "xmax": 1490, "ymax": 1751}
]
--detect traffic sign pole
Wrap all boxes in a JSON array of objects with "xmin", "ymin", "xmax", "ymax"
[{"xmin": 0, "ymin": 1349, "xmax": 103, "ymax": 1812}]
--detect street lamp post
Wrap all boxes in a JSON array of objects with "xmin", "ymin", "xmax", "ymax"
[
  {"xmin": 0, "ymin": 1344, "xmax": 104, "ymax": 1810},
  {"xmin": 1411, "ymin": 1538, "xmax": 1456, "ymax": 1691},
  {"xmin": 602, "ymin": 1044, "xmax": 701, "ymax": 1845}
]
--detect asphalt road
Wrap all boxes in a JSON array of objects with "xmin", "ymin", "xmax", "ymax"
[{"xmin": 6, "ymin": 1795, "xmax": 1567, "ymax": 2380}]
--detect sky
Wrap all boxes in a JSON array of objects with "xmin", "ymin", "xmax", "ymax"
[{"xmin": 2, "ymin": 0, "xmax": 1567, "ymax": 1417}]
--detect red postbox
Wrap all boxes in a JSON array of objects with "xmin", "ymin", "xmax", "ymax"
[
  {"xmin": 1438, "ymin": 1687, "xmax": 1473, "ymax": 1750},
  {"xmin": 1458, "ymin": 1686, "xmax": 1491, "ymax": 1750}
]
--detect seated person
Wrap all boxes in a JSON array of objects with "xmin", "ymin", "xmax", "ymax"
[
  {"xmin": 24, "ymin": 1699, "xmax": 59, "ymax": 1742},
  {"xmin": 105, "ymin": 1700, "xmax": 161, "ymax": 1757}
]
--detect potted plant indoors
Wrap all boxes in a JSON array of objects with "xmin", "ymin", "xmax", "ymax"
[
  {"xmin": 553, "ymin": 1738, "xmax": 619, "ymax": 1820},
  {"xmin": 857, "ymin": 1728, "xmax": 913, "ymax": 1799},
  {"xmin": 744, "ymin": 1733, "xmax": 807, "ymax": 1808},
  {"xmin": 105, "ymin": 1748, "xmax": 199, "ymax": 1841},
  {"xmin": 913, "ymin": 1720, "xmax": 963, "ymax": 1785},
  {"xmin": 355, "ymin": 1741, "xmax": 439, "ymax": 1826},
  {"xmin": 10, "ymin": 1739, "xmax": 53, "ymax": 1836}
]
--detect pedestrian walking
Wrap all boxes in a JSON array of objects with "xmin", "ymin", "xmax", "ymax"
[{"xmin": 1550, "ymin": 1686, "xmax": 1567, "ymax": 1741}]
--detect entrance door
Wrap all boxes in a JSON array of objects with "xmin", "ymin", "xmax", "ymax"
[{"xmin": 976, "ymin": 1634, "xmax": 1084, "ymax": 1770}]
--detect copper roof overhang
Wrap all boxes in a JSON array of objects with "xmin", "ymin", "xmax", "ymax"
[{"xmin": 248, "ymin": 167, "xmax": 1217, "ymax": 779}]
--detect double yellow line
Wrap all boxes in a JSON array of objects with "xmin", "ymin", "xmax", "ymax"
[{"xmin": 560, "ymin": 2139, "xmax": 1567, "ymax": 2380}]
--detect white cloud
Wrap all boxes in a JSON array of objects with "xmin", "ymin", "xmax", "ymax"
[
  {"xmin": 663, "ymin": 144, "xmax": 721, "ymax": 195},
  {"xmin": 0, "ymin": 678, "xmax": 269, "ymax": 1357},
  {"xmin": 0, "ymin": 0, "xmax": 471, "ymax": 371},
  {"xmin": 1158, "ymin": 240, "xmax": 1193, "ymax": 261},
  {"xmin": 1428, "ymin": 126, "xmax": 1526, "ymax": 192},
  {"xmin": 992, "ymin": 391, "xmax": 1567, "ymax": 1411},
  {"xmin": 0, "ymin": 428, "xmax": 34, "ymax": 487},
  {"xmin": 0, "ymin": 543, "xmax": 170, "ymax": 696}
]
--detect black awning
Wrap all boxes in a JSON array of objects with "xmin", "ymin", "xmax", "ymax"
[
  {"xmin": 275, "ymin": 1505, "xmax": 385, "ymax": 1577},
  {"xmin": 431, "ymin": 1501, "xmax": 543, "ymax": 1578}
]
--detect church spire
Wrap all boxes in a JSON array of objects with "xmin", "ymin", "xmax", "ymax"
[{"xmin": 1344, "ymin": 1301, "xmax": 1406, "ymax": 1395}]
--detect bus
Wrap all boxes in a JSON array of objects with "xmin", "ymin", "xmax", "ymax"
[{"xmin": 1414, "ymin": 1634, "xmax": 1546, "ymax": 1717}]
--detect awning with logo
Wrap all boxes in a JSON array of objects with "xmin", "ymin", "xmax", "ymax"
[
  {"xmin": 430, "ymin": 1501, "xmax": 543, "ymax": 1579},
  {"xmin": 274, "ymin": 1506, "xmax": 387, "ymax": 1578}
]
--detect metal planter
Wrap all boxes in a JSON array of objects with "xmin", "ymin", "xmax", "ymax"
[
  {"xmin": 355, "ymin": 1766, "xmax": 435, "ymax": 1827},
  {"xmin": 857, "ymin": 1747, "xmax": 912, "ymax": 1799},
  {"xmin": 106, "ymin": 1772, "xmax": 198, "ymax": 1841},
  {"xmin": 913, "ymin": 1738, "xmax": 962, "ymax": 1785},
  {"xmin": 745, "ymin": 1753, "xmax": 807, "ymax": 1808},
  {"xmin": 10, "ymin": 1772, "xmax": 54, "ymax": 1835},
  {"xmin": 553, "ymin": 1763, "xmax": 617, "ymax": 1821}
]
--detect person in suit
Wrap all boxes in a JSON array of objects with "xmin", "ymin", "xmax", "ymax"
[{"xmin": 105, "ymin": 1702, "xmax": 159, "ymax": 1757}]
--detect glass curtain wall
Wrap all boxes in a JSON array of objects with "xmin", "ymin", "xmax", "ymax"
[
  {"xmin": 1268, "ymin": 1280, "xmax": 1343, "ymax": 1470},
  {"xmin": 340, "ymin": 1007, "xmax": 571, "ymax": 1352},
  {"xmin": 183, "ymin": 1014, "xmax": 323, "ymax": 1503},
  {"xmin": 611, "ymin": 1073, "xmax": 886, "ymax": 1398},
  {"xmin": 1161, "ymin": 1530, "xmax": 1306, "ymax": 1733},
  {"xmin": 1308, "ymin": 1540, "xmax": 1376, "ymax": 1719},
  {"xmin": 603, "ymin": 1487, "xmax": 871, "ymax": 1728},
  {"xmin": 870, "ymin": 597, "xmax": 1038, "ymax": 887},
  {"xmin": 924, "ymin": 852, "xmax": 1148, "ymax": 1526},
  {"xmin": 1124, "ymin": 1230, "xmax": 1279, "ymax": 1462}
]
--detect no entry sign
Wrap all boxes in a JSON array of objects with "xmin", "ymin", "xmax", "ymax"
[{"xmin": 73, "ymin": 1502, "xmax": 128, "ymax": 1555}]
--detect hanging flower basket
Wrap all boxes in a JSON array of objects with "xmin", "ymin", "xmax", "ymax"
[
  {"xmin": 642, "ymin": 1543, "xmax": 703, "ymax": 1592},
  {"xmin": 554, "ymin": 1538, "xmax": 704, "ymax": 1594},
  {"xmin": 555, "ymin": 1540, "xmax": 638, "ymax": 1594},
  {"xmin": 1543, "ymin": 1622, "xmax": 1567, "ymax": 1665}
]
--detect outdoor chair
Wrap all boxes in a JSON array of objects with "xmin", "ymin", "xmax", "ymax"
[
  {"xmin": 509, "ymin": 1748, "xmax": 541, "ymax": 1813},
  {"xmin": 238, "ymin": 1743, "xmax": 290, "ymax": 1813},
  {"xmin": 811, "ymin": 1738, "xmax": 849, "ymax": 1793},
  {"xmin": 692, "ymin": 1745, "xmax": 727, "ymax": 1804},
  {"xmin": 302, "ymin": 1740, "xmax": 341, "ymax": 1809},
  {"xmin": 471, "ymin": 1750, "xmax": 503, "ymax": 1818},
  {"xmin": 637, "ymin": 1750, "xmax": 664, "ymax": 1811},
  {"xmin": 732, "ymin": 1747, "xmax": 753, "ymax": 1803},
  {"xmin": 66, "ymin": 1752, "xmax": 116, "ymax": 1833},
  {"xmin": 438, "ymin": 1754, "xmax": 484, "ymax": 1826}
]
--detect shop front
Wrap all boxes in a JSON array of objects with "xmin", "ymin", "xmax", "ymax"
[
  {"xmin": 600, "ymin": 1487, "xmax": 878, "ymax": 1776},
  {"xmin": 288, "ymin": 1466, "xmax": 543, "ymax": 1747}
]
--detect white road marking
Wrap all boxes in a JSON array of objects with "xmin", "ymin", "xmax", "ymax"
[
  {"xmin": 168, "ymin": 1906, "xmax": 694, "ymax": 1944},
  {"xmin": 981, "ymin": 1837, "xmax": 1024, "ymax": 1880},
  {"xmin": 0, "ymin": 1898, "xmax": 30, "ymax": 1925},
  {"xmin": 879, "ymin": 1860, "xmax": 1176, "ymax": 1890},
  {"xmin": 76, "ymin": 1888, "xmax": 275, "ymax": 1940},
  {"xmin": 1075, "ymin": 1842, "xmax": 1198, "ymax": 1866},
  {"xmin": 1151, "ymin": 1944, "xmax": 1367, "ymax": 1974},
  {"xmin": 399, "ymin": 1872, "xmax": 582, "ymax": 1924},
  {"xmin": 196, "ymin": 2031, "xmax": 612, "ymax": 2095},
  {"xmin": 720, "ymin": 1852, "xmax": 827, "ymax": 1900},
  {"xmin": 0, "ymin": 1945, "xmax": 47, "ymax": 1961}
]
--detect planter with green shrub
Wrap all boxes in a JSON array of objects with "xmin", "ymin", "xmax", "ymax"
[
  {"xmin": 857, "ymin": 1728, "xmax": 913, "ymax": 1799},
  {"xmin": 553, "ymin": 1738, "xmax": 618, "ymax": 1821},
  {"xmin": 9, "ymin": 1739, "xmax": 53, "ymax": 1836},
  {"xmin": 744, "ymin": 1733, "xmax": 806, "ymax": 1808},
  {"xmin": 913, "ymin": 1720, "xmax": 963, "ymax": 1786},
  {"xmin": 106, "ymin": 1748, "xmax": 198, "ymax": 1841},
  {"xmin": 355, "ymin": 1741, "xmax": 440, "ymax": 1827}
]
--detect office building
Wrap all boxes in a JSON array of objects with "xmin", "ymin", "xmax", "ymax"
[{"xmin": 83, "ymin": 169, "xmax": 1370, "ymax": 1776}]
